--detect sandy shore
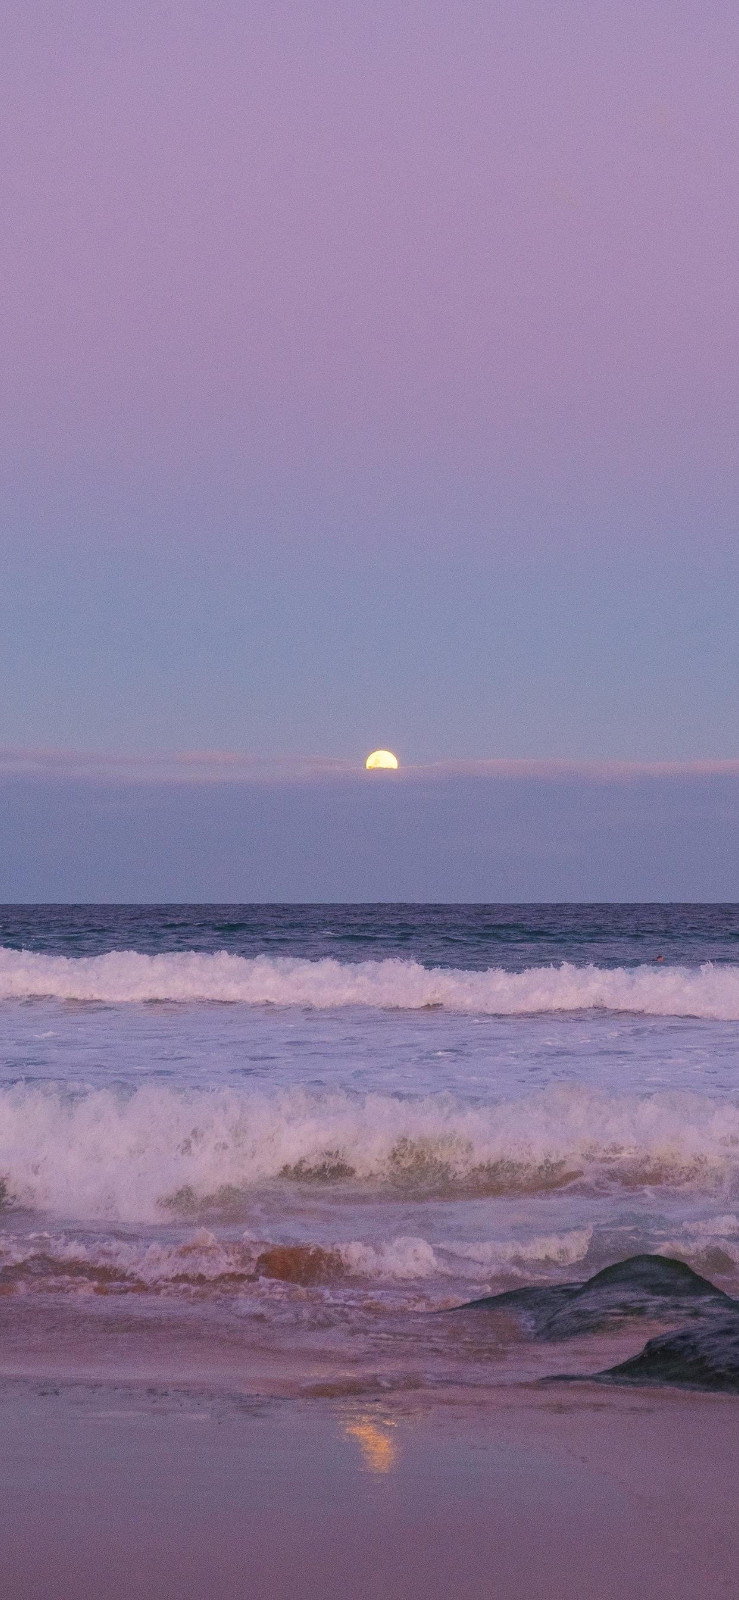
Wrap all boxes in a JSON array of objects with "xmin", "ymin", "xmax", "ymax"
[{"xmin": 0, "ymin": 1375, "xmax": 736, "ymax": 1599}]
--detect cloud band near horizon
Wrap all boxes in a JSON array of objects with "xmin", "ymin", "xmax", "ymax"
[
  {"xmin": 2, "ymin": 751, "xmax": 738, "ymax": 900},
  {"xmin": 2, "ymin": 748, "xmax": 739, "ymax": 785}
]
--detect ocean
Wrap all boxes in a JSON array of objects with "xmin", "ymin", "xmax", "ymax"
[{"xmin": 1, "ymin": 902, "xmax": 739, "ymax": 1393}]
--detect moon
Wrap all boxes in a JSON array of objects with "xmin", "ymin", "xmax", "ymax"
[{"xmin": 365, "ymin": 749, "xmax": 399, "ymax": 770}]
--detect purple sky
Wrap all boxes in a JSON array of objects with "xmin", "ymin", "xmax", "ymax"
[
  {"xmin": 2, "ymin": 0, "xmax": 736, "ymax": 506},
  {"xmin": 3, "ymin": 767, "xmax": 739, "ymax": 902},
  {"xmin": 1, "ymin": 1, "xmax": 737, "ymax": 894}
]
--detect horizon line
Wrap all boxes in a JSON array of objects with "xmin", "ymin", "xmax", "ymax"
[{"xmin": 2, "ymin": 746, "xmax": 739, "ymax": 785}]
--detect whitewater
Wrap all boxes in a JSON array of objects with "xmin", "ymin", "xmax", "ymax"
[
  {"xmin": 3, "ymin": 946, "xmax": 739, "ymax": 1017},
  {"xmin": 1, "ymin": 1080, "xmax": 739, "ymax": 1224},
  {"xmin": 1, "ymin": 905, "xmax": 739, "ymax": 1330}
]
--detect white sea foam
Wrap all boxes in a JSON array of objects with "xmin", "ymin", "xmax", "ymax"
[
  {"xmin": 341, "ymin": 1227, "xmax": 594, "ymax": 1281},
  {"xmin": 1, "ymin": 1081, "xmax": 739, "ymax": 1222},
  {"xmin": 2, "ymin": 948, "xmax": 739, "ymax": 1016},
  {"xmin": 0, "ymin": 1222, "xmax": 594, "ymax": 1293},
  {"xmin": 7, "ymin": 1215, "xmax": 739, "ymax": 1296}
]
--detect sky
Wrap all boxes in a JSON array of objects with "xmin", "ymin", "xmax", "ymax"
[
  {"xmin": 2, "ymin": 767, "xmax": 739, "ymax": 903},
  {"xmin": 1, "ymin": 0, "xmax": 737, "ymax": 896}
]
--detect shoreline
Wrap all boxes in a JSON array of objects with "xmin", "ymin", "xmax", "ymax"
[{"xmin": 0, "ymin": 1371, "xmax": 736, "ymax": 1599}]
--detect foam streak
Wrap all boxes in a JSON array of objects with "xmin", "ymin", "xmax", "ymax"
[
  {"xmin": 0, "ymin": 1081, "xmax": 738, "ymax": 1220},
  {"xmin": 2, "ymin": 949, "xmax": 739, "ymax": 1017}
]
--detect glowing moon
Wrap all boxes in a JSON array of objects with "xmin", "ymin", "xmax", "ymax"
[{"xmin": 365, "ymin": 749, "xmax": 399, "ymax": 770}]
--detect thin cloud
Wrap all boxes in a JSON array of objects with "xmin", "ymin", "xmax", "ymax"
[
  {"xmin": 0, "ymin": 747, "xmax": 355, "ymax": 783},
  {"xmin": 2, "ymin": 748, "xmax": 739, "ymax": 786}
]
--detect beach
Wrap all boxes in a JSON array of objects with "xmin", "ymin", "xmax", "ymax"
[
  {"xmin": 0, "ymin": 1375, "xmax": 737, "ymax": 1599},
  {"xmin": 4, "ymin": 0, "xmax": 736, "ymax": 1582},
  {"xmin": 1, "ymin": 903, "xmax": 739, "ymax": 1595}
]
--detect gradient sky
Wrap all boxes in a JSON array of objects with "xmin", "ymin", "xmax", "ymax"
[
  {"xmin": 1, "ymin": 0, "xmax": 737, "ymax": 761},
  {"xmin": 1, "ymin": 1, "xmax": 738, "ymax": 896}
]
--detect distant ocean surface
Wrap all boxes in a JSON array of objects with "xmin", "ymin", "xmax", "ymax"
[{"xmin": 2, "ymin": 903, "xmax": 739, "ymax": 1391}]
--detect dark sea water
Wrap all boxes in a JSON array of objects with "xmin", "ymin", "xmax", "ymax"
[
  {"xmin": 4, "ymin": 901, "xmax": 739, "ymax": 966},
  {"xmin": 1, "ymin": 904, "xmax": 738, "ymax": 1394}
]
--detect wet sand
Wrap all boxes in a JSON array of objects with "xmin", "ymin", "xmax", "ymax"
[{"xmin": 0, "ymin": 1375, "xmax": 737, "ymax": 1599}]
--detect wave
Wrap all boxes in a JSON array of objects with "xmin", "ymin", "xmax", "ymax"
[
  {"xmin": 6, "ymin": 1219, "xmax": 739, "ymax": 1299},
  {"xmin": 1, "ymin": 1082, "xmax": 739, "ymax": 1221},
  {"xmin": 2, "ymin": 948, "xmax": 739, "ymax": 1016},
  {"xmin": 0, "ymin": 1225, "xmax": 596, "ymax": 1296}
]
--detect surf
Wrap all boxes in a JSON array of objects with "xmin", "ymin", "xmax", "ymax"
[
  {"xmin": 1, "ymin": 1080, "xmax": 739, "ymax": 1221},
  {"xmin": 2, "ymin": 947, "xmax": 739, "ymax": 1017}
]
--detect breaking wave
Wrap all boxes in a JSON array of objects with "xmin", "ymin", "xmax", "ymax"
[
  {"xmin": 1, "ymin": 1081, "xmax": 739, "ymax": 1222},
  {"xmin": 0, "ymin": 1225, "xmax": 596, "ymax": 1296},
  {"xmin": 6, "ymin": 1219, "xmax": 739, "ymax": 1299},
  {"xmin": 2, "ymin": 948, "xmax": 739, "ymax": 1016}
]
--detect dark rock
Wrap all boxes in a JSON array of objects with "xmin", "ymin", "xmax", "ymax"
[
  {"xmin": 593, "ymin": 1314, "xmax": 739, "ymax": 1392},
  {"xmin": 446, "ymin": 1254, "xmax": 736, "ymax": 1340}
]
